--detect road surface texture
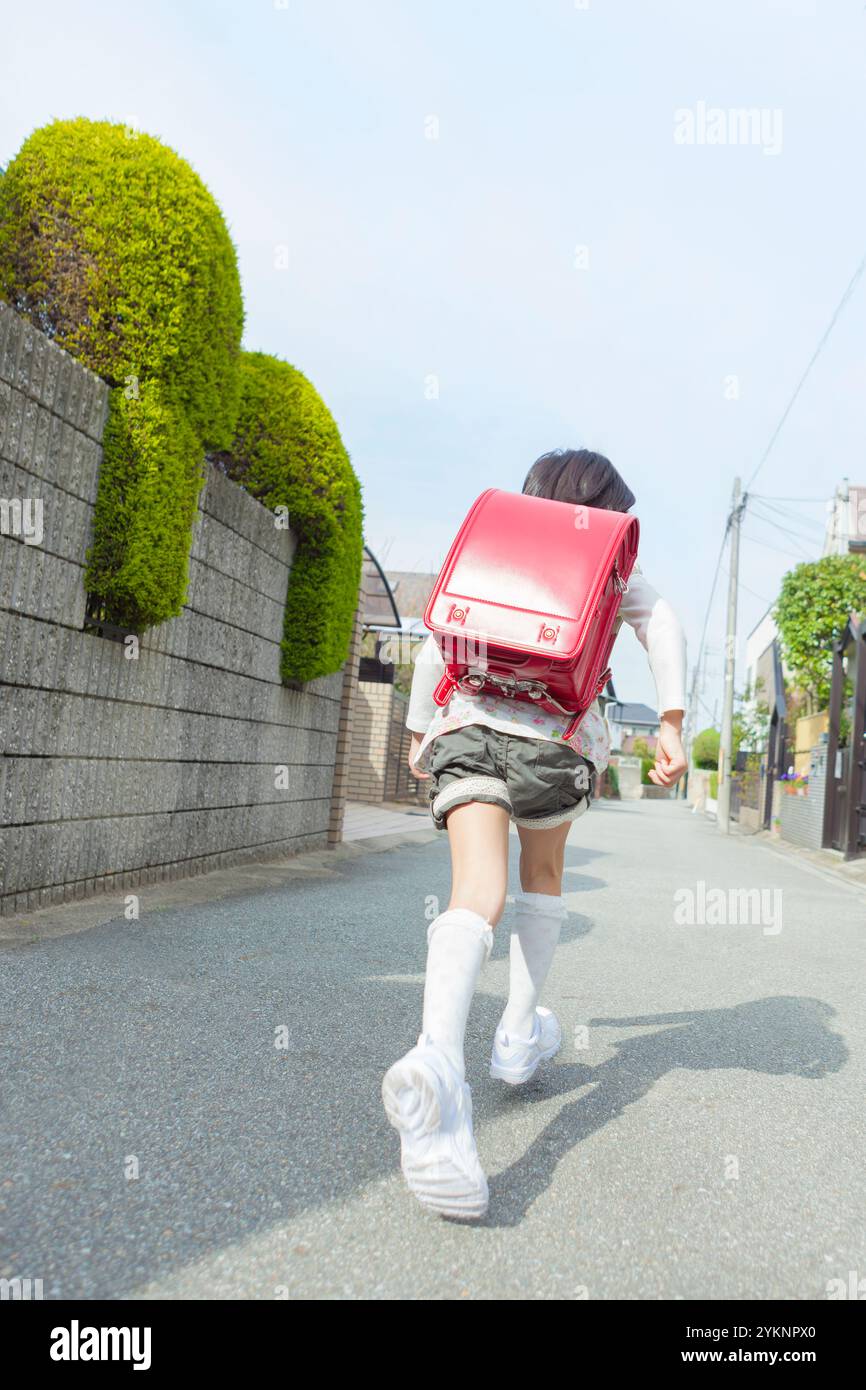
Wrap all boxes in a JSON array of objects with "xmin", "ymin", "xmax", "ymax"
[{"xmin": 1, "ymin": 800, "xmax": 863, "ymax": 1300}]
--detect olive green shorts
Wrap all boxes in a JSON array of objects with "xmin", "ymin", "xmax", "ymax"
[{"xmin": 427, "ymin": 724, "xmax": 595, "ymax": 831}]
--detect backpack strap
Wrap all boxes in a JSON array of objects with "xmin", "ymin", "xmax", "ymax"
[{"xmin": 433, "ymin": 671, "xmax": 457, "ymax": 707}]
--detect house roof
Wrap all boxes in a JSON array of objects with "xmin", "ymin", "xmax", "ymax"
[{"xmin": 605, "ymin": 701, "xmax": 659, "ymax": 725}]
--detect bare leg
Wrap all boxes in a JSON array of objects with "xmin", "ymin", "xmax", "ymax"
[
  {"xmin": 444, "ymin": 801, "xmax": 511, "ymax": 926},
  {"xmin": 516, "ymin": 820, "xmax": 573, "ymax": 895}
]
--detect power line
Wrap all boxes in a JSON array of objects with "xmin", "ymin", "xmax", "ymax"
[
  {"xmin": 741, "ymin": 530, "xmax": 813, "ymax": 562},
  {"xmin": 750, "ymin": 494, "xmax": 826, "ymax": 528},
  {"xmin": 688, "ymin": 517, "xmax": 731, "ymax": 735},
  {"xmin": 721, "ymin": 567, "xmax": 774, "ymax": 606},
  {"xmin": 751, "ymin": 493, "xmax": 829, "ymax": 504},
  {"xmin": 745, "ymin": 502, "xmax": 818, "ymax": 558},
  {"xmin": 745, "ymin": 249, "xmax": 866, "ymax": 491},
  {"xmin": 748, "ymin": 496, "xmax": 825, "ymax": 537}
]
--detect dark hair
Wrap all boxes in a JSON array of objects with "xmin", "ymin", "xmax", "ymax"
[{"xmin": 522, "ymin": 448, "xmax": 635, "ymax": 513}]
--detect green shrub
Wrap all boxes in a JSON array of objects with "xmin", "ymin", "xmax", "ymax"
[
  {"xmin": 0, "ymin": 117, "xmax": 243, "ymax": 448},
  {"xmin": 640, "ymin": 756, "xmax": 655, "ymax": 785},
  {"xmin": 709, "ymin": 771, "xmax": 718, "ymax": 799},
  {"xmin": 84, "ymin": 383, "xmax": 204, "ymax": 629},
  {"xmin": 693, "ymin": 727, "xmax": 720, "ymax": 769},
  {"xmin": 218, "ymin": 351, "xmax": 363, "ymax": 682}
]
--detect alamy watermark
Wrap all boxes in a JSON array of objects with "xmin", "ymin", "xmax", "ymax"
[
  {"xmin": 50, "ymin": 1322, "xmax": 151, "ymax": 1370},
  {"xmin": 0, "ymin": 1276, "xmax": 44, "ymax": 1300},
  {"xmin": 0, "ymin": 497, "xmax": 43, "ymax": 545},
  {"xmin": 673, "ymin": 880, "xmax": 783, "ymax": 935},
  {"xmin": 674, "ymin": 102, "xmax": 783, "ymax": 157},
  {"xmin": 378, "ymin": 633, "xmax": 489, "ymax": 667},
  {"xmin": 826, "ymin": 1270, "xmax": 866, "ymax": 1300}
]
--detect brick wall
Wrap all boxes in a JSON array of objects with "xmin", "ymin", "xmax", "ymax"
[
  {"xmin": 0, "ymin": 302, "xmax": 345, "ymax": 915},
  {"xmin": 327, "ymin": 575, "xmax": 366, "ymax": 845},
  {"xmin": 382, "ymin": 688, "xmax": 423, "ymax": 804},
  {"xmin": 346, "ymin": 680, "xmax": 393, "ymax": 802}
]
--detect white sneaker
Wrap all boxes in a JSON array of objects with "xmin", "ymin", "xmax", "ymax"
[
  {"xmin": 382, "ymin": 1034, "xmax": 488, "ymax": 1220},
  {"xmin": 490, "ymin": 1007, "xmax": 562, "ymax": 1085}
]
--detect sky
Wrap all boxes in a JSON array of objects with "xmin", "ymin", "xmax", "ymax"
[{"xmin": 2, "ymin": 0, "xmax": 865, "ymax": 715}]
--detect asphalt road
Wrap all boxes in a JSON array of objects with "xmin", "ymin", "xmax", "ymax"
[{"xmin": 1, "ymin": 800, "xmax": 864, "ymax": 1300}]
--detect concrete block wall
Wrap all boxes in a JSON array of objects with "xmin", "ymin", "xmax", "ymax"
[
  {"xmin": 685, "ymin": 767, "xmax": 713, "ymax": 807},
  {"xmin": 613, "ymin": 755, "xmax": 643, "ymax": 800},
  {"xmin": 778, "ymin": 744, "xmax": 828, "ymax": 850},
  {"xmin": 0, "ymin": 302, "xmax": 344, "ymax": 915}
]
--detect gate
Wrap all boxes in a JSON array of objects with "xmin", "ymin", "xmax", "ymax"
[
  {"xmin": 762, "ymin": 640, "xmax": 789, "ymax": 830},
  {"xmin": 384, "ymin": 690, "xmax": 424, "ymax": 805},
  {"xmin": 731, "ymin": 754, "xmax": 761, "ymax": 821},
  {"xmin": 823, "ymin": 617, "xmax": 866, "ymax": 859}
]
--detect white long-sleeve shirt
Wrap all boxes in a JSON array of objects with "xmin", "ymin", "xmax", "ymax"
[{"xmin": 406, "ymin": 568, "xmax": 687, "ymax": 774}]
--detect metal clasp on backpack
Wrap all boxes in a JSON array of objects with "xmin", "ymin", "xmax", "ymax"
[
  {"xmin": 457, "ymin": 669, "xmax": 583, "ymax": 716},
  {"xmin": 612, "ymin": 564, "xmax": 629, "ymax": 595},
  {"xmin": 457, "ymin": 669, "xmax": 548, "ymax": 701}
]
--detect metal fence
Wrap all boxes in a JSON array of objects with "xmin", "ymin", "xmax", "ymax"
[
  {"xmin": 384, "ymin": 689, "xmax": 424, "ymax": 804},
  {"xmin": 730, "ymin": 768, "xmax": 761, "ymax": 820}
]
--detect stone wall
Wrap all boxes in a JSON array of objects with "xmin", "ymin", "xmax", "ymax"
[{"xmin": 0, "ymin": 302, "xmax": 344, "ymax": 915}]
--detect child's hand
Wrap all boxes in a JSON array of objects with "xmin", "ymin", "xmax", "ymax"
[
  {"xmin": 408, "ymin": 732, "xmax": 430, "ymax": 780},
  {"xmin": 648, "ymin": 713, "xmax": 687, "ymax": 788}
]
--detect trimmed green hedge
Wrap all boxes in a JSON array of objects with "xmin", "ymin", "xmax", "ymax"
[
  {"xmin": 218, "ymin": 351, "xmax": 363, "ymax": 682},
  {"xmin": 0, "ymin": 117, "xmax": 243, "ymax": 449},
  {"xmin": 1, "ymin": 121, "xmax": 361, "ymax": 678},
  {"xmin": 692, "ymin": 727, "xmax": 720, "ymax": 769},
  {"xmin": 85, "ymin": 382, "xmax": 204, "ymax": 629}
]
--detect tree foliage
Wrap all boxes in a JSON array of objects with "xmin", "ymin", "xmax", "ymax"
[
  {"xmin": 692, "ymin": 726, "xmax": 720, "ymax": 769},
  {"xmin": 775, "ymin": 555, "xmax": 866, "ymax": 707}
]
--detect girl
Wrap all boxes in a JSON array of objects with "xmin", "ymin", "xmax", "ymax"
[{"xmin": 381, "ymin": 449, "xmax": 688, "ymax": 1219}]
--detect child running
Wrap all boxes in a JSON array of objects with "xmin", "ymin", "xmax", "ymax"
[{"xmin": 381, "ymin": 449, "xmax": 688, "ymax": 1219}]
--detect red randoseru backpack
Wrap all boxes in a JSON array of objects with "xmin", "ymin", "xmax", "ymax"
[{"xmin": 424, "ymin": 489, "xmax": 640, "ymax": 740}]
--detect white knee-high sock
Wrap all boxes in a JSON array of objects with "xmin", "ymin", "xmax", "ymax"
[
  {"xmin": 421, "ymin": 908, "xmax": 494, "ymax": 1078},
  {"xmin": 500, "ymin": 892, "xmax": 566, "ymax": 1040}
]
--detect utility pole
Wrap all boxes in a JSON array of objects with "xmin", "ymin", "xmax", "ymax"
[
  {"xmin": 717, "ymin": 477, "xmax": 743, "ymax": 834},
  {"xmin": 684, "ymin": 646, "xmax": 704, "ymax": 800}
]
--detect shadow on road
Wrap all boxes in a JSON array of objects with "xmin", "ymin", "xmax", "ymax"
[
  {"xmin": 487, "ymin": 996, "xmax": 848, "ymax": 1227},
  {"xmin": 0, "ymin": 830, "xmax": 848, "ymax": 1291}
]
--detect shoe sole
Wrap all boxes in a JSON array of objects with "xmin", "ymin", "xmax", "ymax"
[
  {"xmin": 382, "ymin": 1056, "xmax": 488, "ymax": 1220},
  {"xmin": 489, "ymin": 1034, "xmax": 561, "ymax": 1085}
]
